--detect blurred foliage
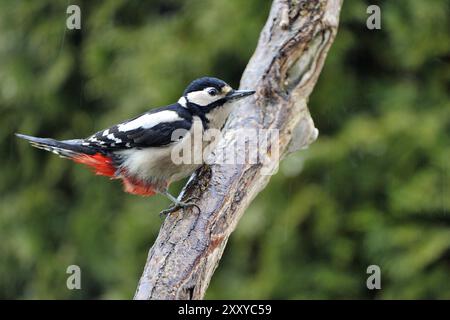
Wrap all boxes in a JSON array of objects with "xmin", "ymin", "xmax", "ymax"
[{"xmin": 0, "ymin": 0, "xmax": 449, "ymax": 299}]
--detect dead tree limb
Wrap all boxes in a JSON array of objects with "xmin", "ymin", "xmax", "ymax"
[{"xmin": 134, "ymin": 0, "xmax": 343, "ymax": 300}]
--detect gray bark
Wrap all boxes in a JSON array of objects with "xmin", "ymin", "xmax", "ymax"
[{"xmin": 134, "ymin": 0, "xmax": 343, "ymax": 300}]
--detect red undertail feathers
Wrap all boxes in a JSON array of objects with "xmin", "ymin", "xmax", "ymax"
[
  {"xmin": 121, "ymin": 177, "xmax": 156, "ymax": 196},
  {"xmin": 73, "ymin": 153, "xmax": 117, "ymax": 177}
]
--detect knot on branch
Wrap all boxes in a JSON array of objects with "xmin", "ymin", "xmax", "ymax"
[{"xmin": 262, "ymin": 0, "xmax": 337, "ymax": 101}]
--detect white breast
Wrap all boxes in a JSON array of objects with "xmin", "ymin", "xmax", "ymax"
[{"xmin": 206, "ymin": 102, "xmax": 234, "ymax": 130}]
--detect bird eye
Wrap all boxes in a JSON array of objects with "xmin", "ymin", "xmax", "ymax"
[{"xmin": 208, "ymin": 88, "xmax": 218, "ymax": 96}]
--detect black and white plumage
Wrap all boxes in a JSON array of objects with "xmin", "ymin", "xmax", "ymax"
[
  {"xmin": 16, "ymin": 77, "xmax": 255, "ymax": 211},
  {"xmin": 84, "ymin": 104, "xmax": 193, "ymax": 149}
]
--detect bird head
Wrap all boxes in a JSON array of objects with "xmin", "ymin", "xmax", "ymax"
[{"xmin": 179, "ymin": 77, "xmax": 255, "ymax": 111}]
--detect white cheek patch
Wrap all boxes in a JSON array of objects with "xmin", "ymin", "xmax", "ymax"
[
  {"xmin": 118, "ymin": 110, "xmax": 182, "ymax": 132},
  {"xmin": 186, "ymin": 88, "xmax": 221, "ymax": 106}
]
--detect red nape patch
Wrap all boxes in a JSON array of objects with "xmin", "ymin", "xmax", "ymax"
[
  {"xmin": 121, "ymin": 177, "xmax": 156, "ymax": 196},
  {"xmin": 73, "ymin": 153, "xmax": 116, "ymax": 177}
]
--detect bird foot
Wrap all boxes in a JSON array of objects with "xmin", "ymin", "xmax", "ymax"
[{"xmin": 159, "ymin": 197, "xmax": 201, "ymax": 218}]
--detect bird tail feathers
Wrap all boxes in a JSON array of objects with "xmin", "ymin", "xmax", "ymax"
[
  {"xmin": 15, "ymin": 133, "xmax": 117, "ymax": 177},
  {"xmin": 15, "ymin": 133, "xmax": 90, "ymax": 159}
]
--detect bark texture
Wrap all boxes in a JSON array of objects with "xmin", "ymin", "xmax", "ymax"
[{"xmin": 134, "ymin": 0, "xmax": 343, "ymax": 300}]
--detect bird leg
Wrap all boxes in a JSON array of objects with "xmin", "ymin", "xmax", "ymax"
[{"xmin": 159, "ymin": 190, "xmax": 200, "ymax": 217}]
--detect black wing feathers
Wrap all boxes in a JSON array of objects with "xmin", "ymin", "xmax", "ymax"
[
  {"xmin": 86, "ymin": 103, "xmax": 192, "ymax": 150},
  {"xmin": 126, "ymin": 121, "xmax": 191, "ymax": 147}
]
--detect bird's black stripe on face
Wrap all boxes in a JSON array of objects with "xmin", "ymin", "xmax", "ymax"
[
  {"xmin": 185, "ymin": 102, "xmax": 212, "ymax": 129},
  {"xmin": 187, "ymin": 97, "xmax": 228, "ymax": 114}
]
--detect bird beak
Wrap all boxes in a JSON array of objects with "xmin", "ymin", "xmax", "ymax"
[{"xmin": 225, "ymin": 89, "xmax": 256, "ymax": 101}]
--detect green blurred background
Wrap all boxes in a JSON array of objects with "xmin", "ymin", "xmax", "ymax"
[{"xmin": 0, "ymin": 0, "xmax": 449, "ymax": 299}]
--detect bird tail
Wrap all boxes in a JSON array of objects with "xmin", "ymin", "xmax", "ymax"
[
  {"xmin": 15, "ymin": 133, "xmax": 116, "ymax": 177},
  {"xmin": 15, "ymin": 133, "xmax": 92, "ymax": 158}
]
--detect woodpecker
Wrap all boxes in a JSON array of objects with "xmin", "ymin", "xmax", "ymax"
[{"xmin": 16, "ymin": 77, "xmax": 255, "ymax": 214}]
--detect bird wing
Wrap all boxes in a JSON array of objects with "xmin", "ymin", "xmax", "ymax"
[{"xmin": 84, "ymin": 105, "xmax": 193, "ymax": 150}]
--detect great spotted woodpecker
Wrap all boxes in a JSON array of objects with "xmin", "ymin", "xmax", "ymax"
[{"xmin": 16, "ymin": 77, "xmax": 255, "ymax": 214}]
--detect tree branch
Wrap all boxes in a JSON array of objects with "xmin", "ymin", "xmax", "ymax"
[{"xmin": 134, "ymin": 0, "xmax": 343, "ymax": 300}]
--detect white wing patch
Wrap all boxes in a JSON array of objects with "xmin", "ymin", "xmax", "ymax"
[
  {"xmin": 118, "ymin": 110, "xmax": 182, "ymax": 132},
  {"xmin": 107, "ymin": 133, "xmax": 122, "ymax": 143}
]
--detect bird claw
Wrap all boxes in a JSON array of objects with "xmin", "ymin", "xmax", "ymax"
[
  {"xmin": 159, "ymin": 206, "xmax": 177, "ymax": 218},
  {"xmin": 159, "ymin": 198, "xmax": 201, "ymax": 218}
]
